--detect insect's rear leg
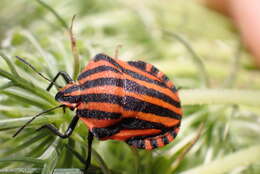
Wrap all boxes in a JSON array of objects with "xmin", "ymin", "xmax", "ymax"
[
  {"xmin": 47, "ymin": 71, "xmax": 73, "ymax": 91},
  {"xmin": 84, "ymin": 131, "xmax": 94, "ymax": 174},
  {"xmin": 37, "ymin": 116, "xmax": 79, "ymax": 138}
]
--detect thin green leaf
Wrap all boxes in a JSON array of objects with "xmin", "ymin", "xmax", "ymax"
[
  {"xmin": 180, "ymin": 144, "xmax": 260, "ymax": 174},
  {"xmin": 0, "ymin": 68, "xmax": 56, "ymax": 105},
  {"xmin": 0, "ymin": 82, "xmax": 14, "ymax": 90},
  {"xmin": 0, "ymin": 52, "xmax": 19, "ymax": 76},
  {"xmin": 163, "ymin": 31, "xmax": 210, "ymax": 87},
  {"xmin": 1, "ymin": 90, "xmax": 51, "ymax": 109},
  {"xmin": 35, "ymin": 0, "xmax": 68, "ymax": 29},
  {"xmin": 40, "ymin": 137, "xmax": 61, "ymax": 174},
  {"xmin": 0, "ymin": 157, "xmax": 43, "ymax": 165}
]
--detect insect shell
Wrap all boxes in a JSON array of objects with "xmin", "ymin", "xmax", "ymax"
[{"xmin": 56, "ymin": 53, "xmax": 182, "ymax": 150}]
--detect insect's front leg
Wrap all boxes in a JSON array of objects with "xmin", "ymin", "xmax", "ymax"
[
  {"xmin": 47, "ymin": 71, "xmax": 74, "ymax": 91},
  {"xmin": 37, "ymin": 116, "xmax": 79, "ymax": 138}
]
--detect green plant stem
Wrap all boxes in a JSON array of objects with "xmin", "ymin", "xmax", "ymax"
[
  {"xmin": 180, "ymin": 144, "xmax": 260, "ymax": 174},
  {"xmin": 179, "ymin": 89, "xmax": 260, "ymax": 107}
]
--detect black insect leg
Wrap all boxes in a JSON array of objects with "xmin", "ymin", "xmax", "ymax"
[
  {"xmin": 47, "ymin": 71, "xmax": 73, "ymax": 91},
  {"xmin": 37, "ymin": 116, "xmax": 79, "ymax": 138},
  {"xmin": 84, "ymin": 131, "xmax": 94, "ymax": 174}
]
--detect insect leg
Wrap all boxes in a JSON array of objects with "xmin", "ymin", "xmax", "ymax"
[
  {"xmin": 47, "ymin": 71, "xmax": 73, "ymax": 91},
  {"xmin": 37, "ymin": 116, "xmax": 79, "ymax": 138},
  {"xmin": 84, "ymin": 131, "xmax": 94, "ymax": 174}
]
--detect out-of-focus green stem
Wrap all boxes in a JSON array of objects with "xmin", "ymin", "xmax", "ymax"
[
  {"xmin": 0, "ymin": 168, "xmax": 83, "ymax": 174},
  {"xmin": 179, "ymin": 89, "xmax": 260, "ymax": 107},
  {"xmin": 0, "ymin": 157, "xmax": 43, "ymax": 164},
  {"xmin": 164, "ymin": 31, "xmax": 209, "ymax": 87},
  {"xmin": 0, "ymin": 115, "xmax": 62, "ymax": 130},
  {"xmin": 40, "ymin": 137, "xmax": 60, "ymax": 174},
  {"xmin": 180, "ymin": 144, "xmax": 260, "ymax": 174},
  {"xmin": 0, "ymin": 52, "xmax": 19, "ymax": 76},
  {"xmin": 35, "ymin": 0, "xmax": 68, "ymax": 29}
]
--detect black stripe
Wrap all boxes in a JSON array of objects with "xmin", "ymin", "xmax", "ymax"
[
  {"xmin": 80, "ymin": 78, "xmax": 180, "ymax": 108},
  {"xmin": 168, "ymin": 81, "xmax": 178, "ymax": 93},
  {"xmin": 56, "ymin": 92, "xmax": 81, "ymax": 103},
  {"xmin": 93, "ymin": 53, "xmax": 167, "ymax": 88},
  {"xmin": 77, "ymin": 109, "xmax": 121, "ymax": 119},
  {"xmin": 80, "ymin": 94, "xmax": 181, "ymax": 120},
  {"xmin": 93, "ymin": 53, "xmax": 123, "ymax": 71},
  {"xmin": 91, "ymin": 125, "xmax": 120, "ymax": 139},
  {"xmin": 81, "ymin": 78, "xmax": 123, "ymax": 90},
  {"xmin": 150, "ymin": 139, "xmax": 158, "ymax": 149},
  {"xmin": 90, "ymin": 117, "xmax": 167, "ymax": 139},
  {"xmin": 161, "ymin": 74, "xmax": 169, "ymax": 82},
  {"xmin": 78, "ymin": 65, "xmax": 121, "ymax": 80},
  {"xmin": 127, "ymin": 61, "xmax": 147, "ymax": 72},
  {"xmin": 126, "ymin": 139, "xmax": 145, "ymax": 149},
  {"xmin": 120, "ymin": 118, "xmax": 166, "ymax": 130},
  {"xmin": 128, "ymin": 60, "xmax": 178, "ymax": 94},
  {"xmin": 171, "ymin": 129, "xmax": 178, "ymax": 138},
  {"xmin": 151, "ymin": 66, "xmax": 159, "ymax": 74},
  {"xmin": 162, "ymin": 136, "xmax": 169, "ymax": 145},
  {"xmin": 62, "ymin": 85, "xmax": 80, "ymax": 94},
  {"xmin": 124, "ymin": 68, "xmax": 166, "ymax": 88}
]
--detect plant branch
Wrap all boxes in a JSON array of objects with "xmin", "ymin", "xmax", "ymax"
[
  {"xmin": 179, "ymin": 89, "xmax": 260, "ymax": 107},
  {"xmin": 180, "ymin": 144, "xmax": 260, "ymax": 174}
]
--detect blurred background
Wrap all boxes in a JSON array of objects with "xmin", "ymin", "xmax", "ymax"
[{"xmin": 0, "ymin": 0, "xmax": 259, "ymax": 174}]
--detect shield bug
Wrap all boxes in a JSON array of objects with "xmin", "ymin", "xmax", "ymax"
[{"xmin": 13, "ymin": 53, "xmax": 182, "ymax": 173}]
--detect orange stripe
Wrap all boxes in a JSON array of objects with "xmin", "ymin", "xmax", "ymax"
[
  {"xmin": 78, "ymin": 71, "xmax": 121, "ymax": 84},
  {"xmin": 146, "ymin": 63, "xmax": 153, "ymax": 72},
  {"xmin": 123, "ymin": 110, "xmax": 180, "ymax": 127},
  {"xmin": 101, "ymin": 129, "xmax": 161, "ymax": 141},
  {"xmin": 157, "ymin": 71, "xmax": 164, "ymax": 79},
  {"xmin": 166, "ymin": 132, "xmax": 174, "ymax": 142},
  {"xmin": 80, "ymin": 117, "xmax": 121, "ymax": 129},
  {"xmin": 144, "ymin": 139, "xmax": 153, "ymax": 150},
  {"xmin": 72, "ymin": 86, "xmax": 181, "ymax": 115},
  {"xmin": 81, "ymin": 60, "xmax": 119, "ymax": 74},
  {"xmin": 78, "ymin": 102, "xmax": 123, "ymax": 113},
  {"xmin": 156, "ymin": 138, "xmax": 165, "ymax": 147},
  {"xmin": 78, "ymin": 70, "xmax": 179, "ymax": 102},
  {"xmin": 175, "ymin": 127, "xmax": 180, "ymax": 134},
  {"xmin": 166, "ymin": 81, "xmax": 174, "ymax": 88}
]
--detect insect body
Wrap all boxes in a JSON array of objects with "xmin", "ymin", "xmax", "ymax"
[{"xmin": 14, "ymin": 53, "xmax": 182, "ymax": 172}]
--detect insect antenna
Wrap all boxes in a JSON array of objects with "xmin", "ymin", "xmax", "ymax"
[
  {"xmin": 13, "ymin": 104, "xmax": 64, "ymax": 137},
  {"xmin": 15, "ymin": 56, "xmax": 61, "ymax": 88}
]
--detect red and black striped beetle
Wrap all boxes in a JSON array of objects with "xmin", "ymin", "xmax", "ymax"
[{"xmin": 14, "ymin": 53, "xmax": 182, "ymax": 173}]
